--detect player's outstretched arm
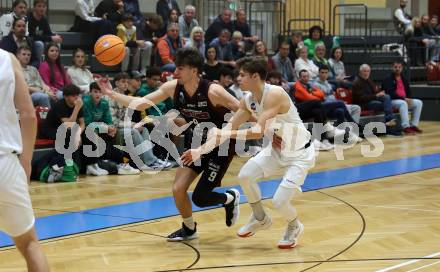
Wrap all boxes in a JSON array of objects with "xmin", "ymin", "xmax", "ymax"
[
  {"xmin": 97, "ymin": 77, "xmax": 175, "ymax": 111},
  {"xmin": 12, "ymin": 53, "xmax": 37, "ymax": 181},
  {"xmin": 180, "ymin": 99, "xmax": 251, "ymax": 166},
  {"xmin": 208, "ymin": 83, "xmax": 240, "ymax": 112}
]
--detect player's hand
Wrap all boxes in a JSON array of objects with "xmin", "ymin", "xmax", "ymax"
[
  {"xmin": 96, "ymin": 77, "xmax": 114, "ymax": 97},
  {"xmin": 272, "ymin": 134, "xmax": 283, "ymax": 150},
  {"xmin": 51, "ymin": 34, "xmax": 63, "ymax": 43},
  {"xmin": 180, "ymin": 148, "xmax": 202, "ymax": 166},
  {"xmin": 74, "ymin": 97, "xmax": 83, "ymax": 108}
]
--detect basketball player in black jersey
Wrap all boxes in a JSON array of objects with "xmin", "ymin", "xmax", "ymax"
[{"xmin": 98, "ymin": 48, "xmax": 241, "ymax": 241}]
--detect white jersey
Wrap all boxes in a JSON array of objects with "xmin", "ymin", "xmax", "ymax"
[
  {"xmin": 0, "ymin": 49, "xmax": 22, "ymax": 155},
  {"xmin": 244, "ymin": 83, "xmax": 310, "ymax": 155}
]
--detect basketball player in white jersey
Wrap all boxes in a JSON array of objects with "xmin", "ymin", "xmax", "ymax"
[
  {"xmin": 181, "ymin": 56, "xmax": 315, "ymax": 248},
  {"xmin": 0, "ymin": 48, "xmax": 49, "ymax": 271}
]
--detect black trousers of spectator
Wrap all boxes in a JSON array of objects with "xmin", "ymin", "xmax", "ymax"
[
  {"xmin": 322, "ymin": 100, "xmax": 356, "ymax": 126},
  {"xmin": 71, "ymin": 16, "xmax": 116, "ymax": 43},
  {"xmin": 81, "ymin": 132, "xmax": 125, "ymax": 166},
  {"xmin": 296, "ymin": 100, "xmax": 329, "ymax": 140}
]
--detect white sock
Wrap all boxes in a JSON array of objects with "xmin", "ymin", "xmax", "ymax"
[
  {"xmin": 183, "ymin": 217, "xmax": 195, "ymax": 230},
  {"xmin": 288, "ymin": 218, "xmax": 299, "ymax": 228},
  {"xmin": 250, "ymin": 201, "xmax": 266, "ymax": 221},
  {"xmin": 224, "ymin": 192, "xmax": 234, "ymax": 204}
]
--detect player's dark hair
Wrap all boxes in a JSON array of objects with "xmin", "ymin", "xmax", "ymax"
[
  {"xmin": 175, "ymin": 47, "xmax": 203, "ymax": 74},
  {"xmin": 236, "ymin": 56, "xmax": 268, "ymax": 80}
]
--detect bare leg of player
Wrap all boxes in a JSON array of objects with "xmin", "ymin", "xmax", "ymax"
[
  {"xmin": 167, "ymin": 167, "xmax": 199, "ymax": 241},
  {"xmin": 13, "ymin": 227, "xmax": 49, "ymax": 272}
]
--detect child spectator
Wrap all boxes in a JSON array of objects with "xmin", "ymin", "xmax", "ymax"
[
  {"xmin": 110, "ymin": 72, "xmax": 173, "ymax": 170},
  {"xmin": 117, "ymin": 13, "xmax": 153, "ymax": 74},
  {"xmin": 82, "ymin": 82, "xmax": 140, "ymax": 175}
]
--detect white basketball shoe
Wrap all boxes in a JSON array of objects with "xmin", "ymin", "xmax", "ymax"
[
  {"xmin": 237, "ymin": 213, "xmax": 272, "ymax": 237},
  {"xmin": 277, "ymin": 219, "xmax": 304, "ymax": 249}
]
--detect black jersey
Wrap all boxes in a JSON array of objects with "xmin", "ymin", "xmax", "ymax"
[{"xmin": 173, "ymin": 79, "xmax": 231, "ymax": 147}]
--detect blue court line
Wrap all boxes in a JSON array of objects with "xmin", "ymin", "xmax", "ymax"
[{"xmin": 1, "ymin": 153, "xmax": 439, "ymax": 248}]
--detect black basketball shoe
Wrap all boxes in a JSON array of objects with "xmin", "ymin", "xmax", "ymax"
[
  {"xmin": 224, "ymin": 189, "xmax": 240, "ymax": 227},
  {"xmin": 167, "ymin": 222, "xmax": 198, "ymax": 242}
]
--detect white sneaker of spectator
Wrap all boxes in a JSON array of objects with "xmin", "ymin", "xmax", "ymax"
[
  {"xmin": 117, "ymin": 163, "xmax": 140, "ymax": 175},
  {"xmin": 140, "ymin": 159, "xmax": 173, "ymax": 171},
  {"xmin": 86, "ymin": 163, "xmax": 109, "ymax": 176},
  {"xmin": 324, "ymin": 122, "xmax": 346, "ymax": 138},
  {"xmin": 313, "ymin": 139, "xmax": 334, "ymax": 151}
]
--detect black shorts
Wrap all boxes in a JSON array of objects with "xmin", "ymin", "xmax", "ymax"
[{"xmin": 187, "ymin": 140, "xmax": 235, "ymax": 188}]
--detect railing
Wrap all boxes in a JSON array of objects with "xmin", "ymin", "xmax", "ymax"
[
  {"xmin": 248, "ymin": 0, "xmax": 285, "ymax": 53},
  {"xmin": 285, "ymin": 0, "xmax": 334, "ymax": 35},
  {"xmin": 332, "ymin": 4, "xmax": 368, "ymax": 36}
]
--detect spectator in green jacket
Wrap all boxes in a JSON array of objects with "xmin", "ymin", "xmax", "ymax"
[
  {"xmin": 303, "ymin": 25, "xmax": 324, "ymax": 59},
  {"xmin": 82, "ymin": 82, "xmax": 140, "ymax": 175}
]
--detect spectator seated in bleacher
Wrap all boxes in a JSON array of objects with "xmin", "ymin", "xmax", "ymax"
[
  {"xmin": 430, "ymin": 15, "xmax": 440, "ymax": 35},
  {"xmin": 228, "ymin": 69, "xmax": 246, "ymax": 100},
  {"xmin": 230, "ymin": 31, "xmax": 246, "ymax": 60},
  {"xmin": 156, "ymin": 0, "xmax": 180, "ymax": 24},
  {"xmin": 0, "ymin": 17, "xmax": 39, "ymax": 67},
  {"xmin": 266, "ymin": 69, "xmax": 290, "ymax": 93},
  {"xmin": 82, "ymin": 82, "xmax": 140, "ymax": 175},
  {"xmin": 313, "ymin": 44, "xmax": 334, "ymax": 75},
  {"xmin": 205, "ymin": 8, "xmax": 233, "ymax": 45},
  {"xmin": 209, "ymin": 29, "xmax": 235, "ymax": 68},
  {"xmin": 394, "ymin": 0, "xmax": 413, "ymax": 36},
  {"xmin": 288, "ymin": 30, "xmax": 304, "ymax": 64},
  {"xmin": 294, "ymin": 69, "xmax": 357, "ymax": 139},
  {"xmin": 40, "ymin": 84, "xmax": 84, "ymax": 167},
  {"xmin": 253, "ymin": 40, "xmax": 275, "ymax": 71},
  {"xmin": 294, "ymin": 45, "xmax": 319, "ymax": 80},
  {"xmin": 28, "ymin": 0, "xmax": 62, "ymax": 64},
  {"xmin": 217, "ymin": 67, "xmax": 236, "ymax": 98},
  {"xmin": 94, "ymin": 0, "xmax": 124, "ymax": 28},
  {"xmin": 110, "ymin": 72, "xmax": 173, "ymax": 170},
  {"xmin": 156, "ymin": 22, "xmax": 183, "ymax": 72},
  {"xmin": 71, "ymin": 0, "xmax": 116, "ymax": 42},
  {"xmin": 39, "ymin": 42, "xmax": 71, "ymax": 99},
  {"xmin": 16, "ymin": 45, "xmax": 51, "ymax": 108},
  {"xmin": 232, "ymin": 9, "xmax": 258, "ymax": 49},
  {"xmin": 202, "ymin": 45, "xmax": 223, "ymax": 82},
  {"xmin": 178, "ymin": 5, "xmax": 198, "ymax": 41},
  {"xmin": 140, "ymin": 14, "xmax": 165, "ymax": 47},
  {"xmin": 328, "ymin": 46, "xmax": 354, "ymax": 88},
  {"xmin": 67, "ymin": 48, "xmax": 94, "ymax": 93},
  {"xmin": 313, "ymin": 66, "xmax": 362, "ymax": 128},
  {"xmin": 303, "ymin": 25, "xmax": 324, "ymax": 59},
  {"xmin": 421, "ymin": 14, "xmax": 440, "ymax": 59},
  {"xmin": 117, "ymin": 12, "xmax": 153, "ymax": 74},
  {"xmin": 123, "ymin": 0, "xmax": 143, "ymax": 27},
  {"xmin": 352, "ymin": 64, "xmax": 401, "ymax": 136},
  {"xmin": 184, "ymin": 26, "xmax": 205, "ymax": 60},
  {"xmin": 0, "ymin": 0, "xmax": 28, "ymax": 40},
  {"xmin": 411, "ymin": 17, "xmax": 440, "ymax": 64},
  {"xmin": 272, "ymin": 41, "xmax": 295, "ymax": 83},
  {"xmin": 382, "ymin": 60, "xmax": 423, "ymax": 135},
  {"xmin": 136, "ymin": 67, "xmax": 174, "ymax": 117}
]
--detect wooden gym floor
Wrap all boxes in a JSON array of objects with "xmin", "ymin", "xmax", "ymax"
[{"xmin": 0, "ymin": 121, "xmax": 439, "ymax": 272}]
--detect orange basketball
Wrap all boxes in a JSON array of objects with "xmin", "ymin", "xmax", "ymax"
[{"xmin": 94, "ymin": 35, "xmax": 125, "ymax": 66}]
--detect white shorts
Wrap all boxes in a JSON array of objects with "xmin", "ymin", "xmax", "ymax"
[
  {"xmin": 249, "ymin": 145, "xmax": 315, "ymax": 191},
  {"xmin": 0, "ymin": 154, "xmax": 35, "ymax": 237}
]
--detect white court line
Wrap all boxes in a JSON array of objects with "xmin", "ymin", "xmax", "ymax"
[
  {"xmin": 406, "ymin": 260, "xmax": 440, "ymax": 272},
  {"xmin": 375, "ymin": 252, "xmax": 440, "ymax": 272}
]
